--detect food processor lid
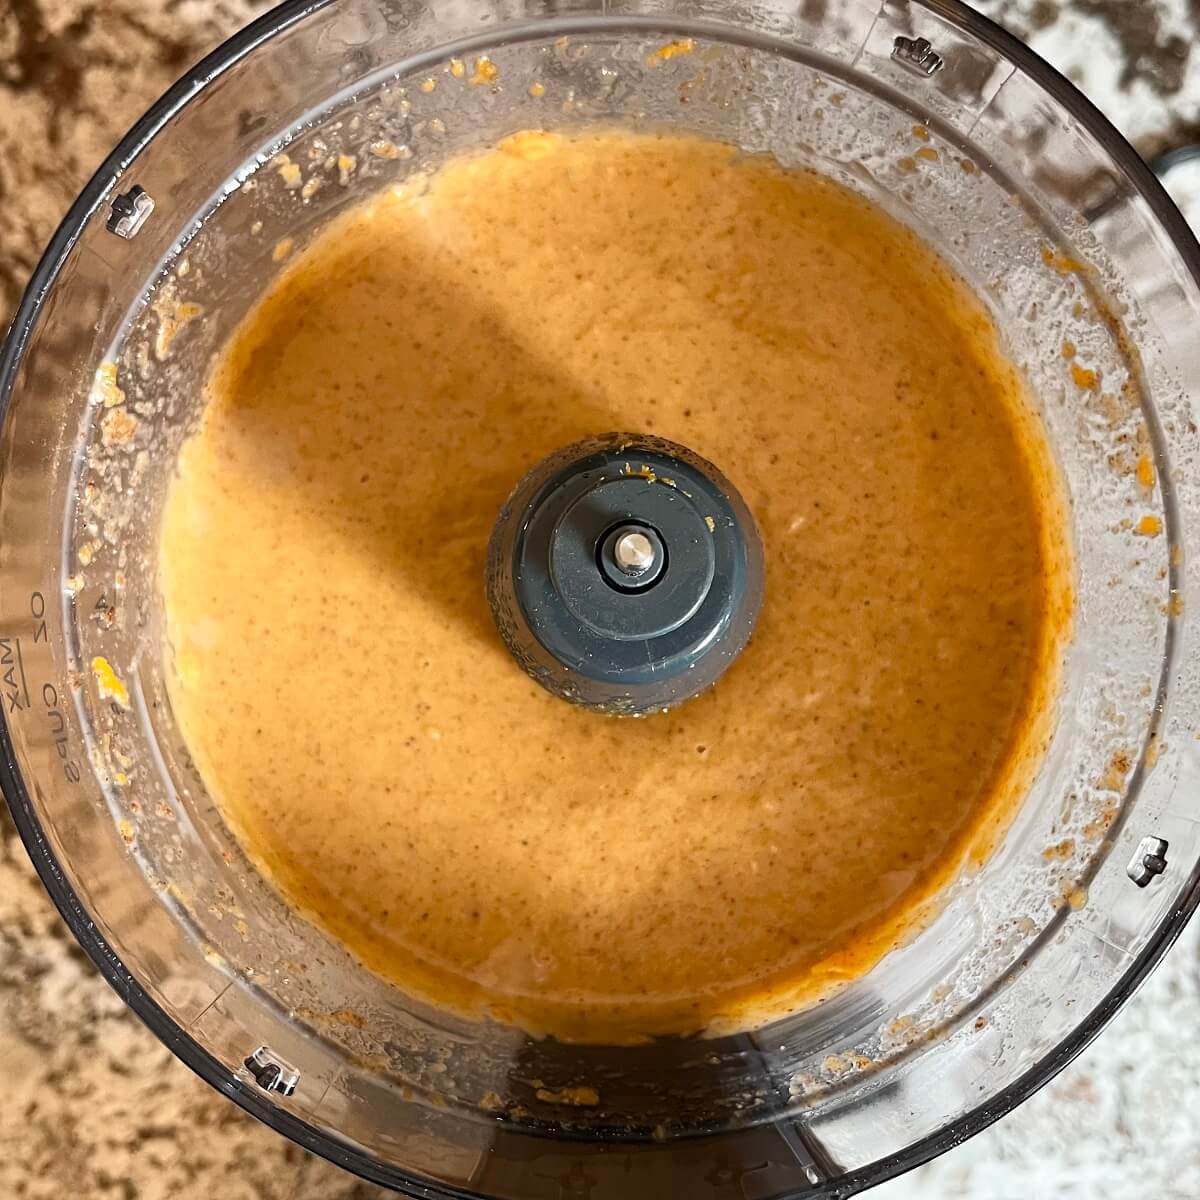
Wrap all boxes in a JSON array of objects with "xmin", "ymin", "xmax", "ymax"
[{"xmin": 4, "ymin": 0, "xmax": 1200, "ymax": 1196}]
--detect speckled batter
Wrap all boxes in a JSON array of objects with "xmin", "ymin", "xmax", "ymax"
[{"xmin": 160, "ymin": 130, "xmax": 1070, "ymax": 1042}]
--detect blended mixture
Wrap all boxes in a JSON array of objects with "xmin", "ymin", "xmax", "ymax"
[{"xmin": 161, "ymin": 130, "xmax": 1071, "ymax": 1042}]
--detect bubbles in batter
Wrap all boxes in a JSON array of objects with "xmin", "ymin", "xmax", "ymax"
[{"xmin": 160, "ymin": 130, "xmax": 1071, "ymax": 1042}]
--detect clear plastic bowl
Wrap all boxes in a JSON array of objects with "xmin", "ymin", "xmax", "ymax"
[{"xmin": 2, "ymin": 0, "xmax": 1200, "ymax": 1195}]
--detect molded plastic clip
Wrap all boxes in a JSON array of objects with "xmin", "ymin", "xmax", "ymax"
[
  {"xmin": 106, "ymin": 185, "xmax": 155, "ymax": 239},
  {"xmin": 892, "ymin": 35, "xmax": 945, "ymax": 77},
  {"xmin": 1127, "ymin": 835, "xmax": 1169, "ymax": 887},
  {"xmin": 243, "ymin": 1045, "xmax": 300, "ymax": 1096}
]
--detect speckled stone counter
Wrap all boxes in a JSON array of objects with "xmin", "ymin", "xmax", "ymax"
[{"xmin": 2, "ymin": 3, "xmax": 1199, "ymax": 1198}]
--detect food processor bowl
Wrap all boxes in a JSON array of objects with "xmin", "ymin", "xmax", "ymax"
[{"xmin": 3, "ymin": 0, "xmax": 1200, "ymax": 1195}]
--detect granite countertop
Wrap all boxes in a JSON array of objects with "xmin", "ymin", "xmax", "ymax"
[{"xmin": 2, "ymin": 2, "xmax": 1199, "ymax": 1198}]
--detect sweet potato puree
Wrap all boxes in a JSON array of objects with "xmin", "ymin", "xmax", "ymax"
[{"xmin": 160, "ymin": 130, "xmax": 1071, "ymax": 1041}]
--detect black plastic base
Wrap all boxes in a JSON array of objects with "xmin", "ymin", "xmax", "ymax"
[{"xmin": 486, "ymin": 433, "xmax": 764, "ymax": 714}]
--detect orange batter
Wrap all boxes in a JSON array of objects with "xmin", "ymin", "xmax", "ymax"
[{"xmin": 160, "ymin": 130, "xmax": 1071, "ymax": 1042}]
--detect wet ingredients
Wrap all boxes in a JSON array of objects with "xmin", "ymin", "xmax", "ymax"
[{"xmin": 160, "ymin": 129, "xmax": 1071, "ymax": 1042}]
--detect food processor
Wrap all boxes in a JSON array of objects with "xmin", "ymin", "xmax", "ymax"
[{"xmin": 3, "ymin": 0, "xmax": 1200, "ymax": 1195}]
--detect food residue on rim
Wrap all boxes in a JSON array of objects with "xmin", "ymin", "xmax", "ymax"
[
  {"xmin": 470, "ymin": 56, "xmax": 498, "ymax": 86},
  {"xmin": 91, "ymin": 362, "xmax": 126, "ymax": 409},
  {"xmin": 1042, "ymin": 838, "xmax": 1075, "ymax": 862},
  {"xmin": 648, "ymin": 38, "xmax": 695, "ymax": 65},
  {"xmin": 369, "ymin": 140, "xmax": 410, "ymax": 160},
  {"xmin": 275, "ymin": 155, "xmax": 303, "ymax": 190},
  {"xmin": 534, "ymin": 1085, "xmax": 600, "ymax": 1107},
  {"xmin": 1071, "ymin": 362, "xmax": 1099, "ymax": 391},
  {"xmin": 337, "ymin": 154, "xmax": 357, "ymax": 187},
  {"xmin": 1099, "ymin": 749, "xmax": 1131, "ymax": 792},
  {"xmin": 498, "ymin": 130, "xmax": 561, "ymax": 160},
  {"xmin": 100, "ymin": 406, "xmax": 138, "ymax": 448},
  {"xmin": 1136, "ymin": 451, "xmax": 1156, "ymax": 491},
  {"xmin": 622, "ymin": 461, "xmax": 657, "ymax": 483},
  {"xmin": 1145, "ymin": 734, "xmax": 1164, "ymax": 769},
  {"xmin": 1135, "ymin": 514, "xmax": 1163, "ymax": 537},
  {"xmin": 1041, "ymin": 245, "xmax": 1086, "ymax": 275},
  {"xmin": 1083, "ymin": 801, "xmax": 1119, "ymax": 841},
  {"xmin": 272, "ymin": 237, "xmax": 295, "ymax": 264},
  {"xmin": 155, "ymin": 301, "xmax": 204, "ymax": 361},
  {"xmin": 448, "ymin": 57, "xmax": 465, "ymax": 79},
  {"xmin": 528, "ymin": 81, "xmax": 546, "ymax": 98},
  {"xmin": 420, "ymin": 77, "xmax": 437, "ymax": 93},
  {"xmin": 92, "ymin": 655, "xmax": 130, "ymax": 709}
]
